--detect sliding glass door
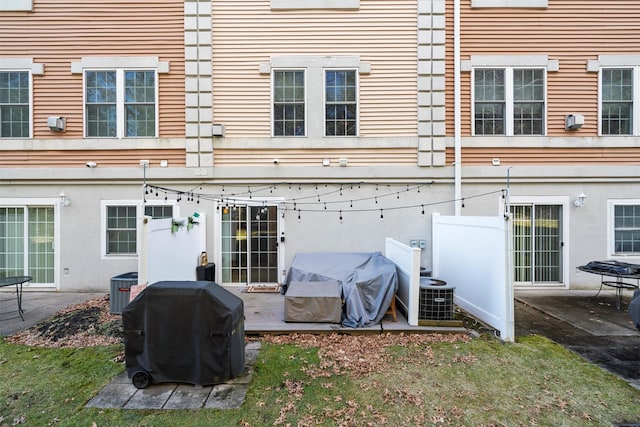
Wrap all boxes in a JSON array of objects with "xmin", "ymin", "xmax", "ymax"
[
  {"xmin": 220, "ymin": 204, "xmax": 279, "ymax": 285},
  {"xmin": 511, "ymin": 203, "xmax": 563, "ymax": 285},
  {"xmin": 0, "ymin": 206, "xmax": 55, "ymax": 285}
]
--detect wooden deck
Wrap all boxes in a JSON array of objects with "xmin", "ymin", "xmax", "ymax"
[{"xmin": 227, "ymin": 286, "xmax": 467, "ymax": 336}]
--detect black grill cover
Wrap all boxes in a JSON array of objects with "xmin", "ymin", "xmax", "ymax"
[{"xmin": 123, "ymin": 281, "xmax": 245, "ymax": 386}]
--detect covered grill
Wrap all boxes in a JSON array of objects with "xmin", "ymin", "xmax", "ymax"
[{"xmin": 123, "ymin": 281, "xmax": 244, "ymax": 389}]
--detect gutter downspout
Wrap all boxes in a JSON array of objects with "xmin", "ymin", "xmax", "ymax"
[{"xmin": 454, "ymin": 0, "xmax": 462, "ymax": 215}]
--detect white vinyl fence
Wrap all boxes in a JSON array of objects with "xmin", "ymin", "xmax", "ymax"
[
  {"xmin": 432, "ymin": 213, "xmax": 514, "ymax": 342},
  {"xmin": 384, "ymin": 238, "xmax": 421, "ymax": 326},
  {"xmin": 138, "ymin": 213, "xmax": 207, "ymax": 286}
]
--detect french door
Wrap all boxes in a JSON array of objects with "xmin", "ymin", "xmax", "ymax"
[
  {"xmin": 0, "ymin": 206, "xmax": 55, "ymax": 286},
  {"xmin": 220, "ymin": 205, "xmax": 279, "ymax": 285},
  {"xmin": 511, "ymin": 203, "xmax": 563, "ymax": 285}
]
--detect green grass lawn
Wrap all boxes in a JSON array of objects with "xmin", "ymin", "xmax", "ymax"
[{"xmin": 0, "ymin": 333, "xmax": 638, "ymax": 426}]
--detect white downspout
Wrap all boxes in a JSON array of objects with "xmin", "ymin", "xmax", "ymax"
[{"xmin": 454, "ymin": 0, "xmax": 462, "ymax": 215}]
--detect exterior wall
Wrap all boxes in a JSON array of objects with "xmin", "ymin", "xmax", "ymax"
[
  {"xmin": 445, "ymin": 0, "xmax": 640, "ymax": 164},
  {"xmin": 446, "ymin": 0, "xmax": 640, "ymax": 289},
  {"xmin": 0, "ymin": 0, "xmax": 186, "ymax": 167},
  {"xmin": 2, "ymin": 0, "xmax": 454, "ymax": 292},
  {"xmin": 209, "ymin": 0, "xmax": 428, "ymax": 167}
]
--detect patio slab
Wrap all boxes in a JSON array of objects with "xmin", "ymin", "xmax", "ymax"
[{"xmin": 85, "ymin": 341, "xmax": 261, "ymax": 410}]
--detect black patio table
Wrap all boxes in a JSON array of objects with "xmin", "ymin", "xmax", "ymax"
[
  {"xmin": 0, "ymin": 276, "xmax": 32, "ymax": 321},
  {"xmin": 578, "ymin": 261, "xmax": 640, "ymax": 310}
]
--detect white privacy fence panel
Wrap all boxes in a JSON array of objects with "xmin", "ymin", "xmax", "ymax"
[
  {"xmin": 384, "ymin": 238, "xmax": 421, "ymax": 326},
  {"xmin": 432, "ymin": 213, "xmax": 514, "ymax": 342},
  {"xmin": 139, "ymin": 213, "xmax": 207, "ymax": 286}
]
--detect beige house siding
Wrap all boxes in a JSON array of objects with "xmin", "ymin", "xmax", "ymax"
[
  {"xmin": 446, "ymin": 0, "xmax": 640, "ymax": 165},
  {"xmin": 446, "ymin": 147, "xmax": 640, "ymax": 166},
  {"xmin": 0, "ymin": 0, "xmax": 185, "ymax": 166},
  {"xmin": 211, "ymin": 0, "xmax": 418, "ymax": 145}
]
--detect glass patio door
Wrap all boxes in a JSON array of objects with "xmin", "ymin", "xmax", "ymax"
[
  {"xmin": 511, "ymin": 204, "xmax": 563, "ymax": 285},
  {"xmin": 0, "ymin": 206, "xmax": 55, "ymax": 285},
  {"xmin": 221, "ymin": 205, "xmax": 279, "ymax": 285}
]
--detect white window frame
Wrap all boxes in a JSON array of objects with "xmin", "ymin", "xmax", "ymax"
[
  {"xmin": 271, "ymin": 69, "xmax": 307, "ymax": 137},
  {"xmin": 82, "ymin": 69, "xmax": 158, "ymax": 139},
  {"xmin": 262, "ymin": 56, "xmax": 368, "ymax": 139},
  {"xmin": 598, "ymin": 67, "xmax": 640, "ymax": 136},
  {"xmin": 71, "ymin": 57, "xmax": 168, "ymax": 139},
  {"xmin": 0, "ymin": 58, "xmax": 43, "ymax": 139},
  {"xmin": 101, "ymin": 200, "xmax": 177, "ymax": 258},
  {"xmin": 471, "ymin": 66, "xmax": 547, "ymax": 136},
  {"xmin": 607, "ymin": 199, "xmax": 640, "ymax": 258},
  {"xmin": 323, "ymin": 68, "xmax": 359, "ymax": 137}
]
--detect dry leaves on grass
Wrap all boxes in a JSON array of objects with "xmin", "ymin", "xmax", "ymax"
[
  {"xmin": 7, "ymin": 295, "xmax": 122, "ymax": 348},
  {"xmin": 259, "ymin": 332, "xmax": 471, "ymax": 379}
]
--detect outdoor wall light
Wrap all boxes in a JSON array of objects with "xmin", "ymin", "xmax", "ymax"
[
  {"xmin": 59, "ymin": 192, "xmax": 71, "ymax": 207},
  {"xmin": 574, "ymin": 192, "xmax": 587, "ymax": 207}
]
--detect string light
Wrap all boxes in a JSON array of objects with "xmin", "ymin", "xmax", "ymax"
[{"xmin": 141, "ymin": 182, "xmax": 504, "ymax": 223}]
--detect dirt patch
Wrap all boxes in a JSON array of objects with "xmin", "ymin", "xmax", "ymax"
[{"xmin": 7, "ymin": 295, "xmax": 123, "ymax": 348}]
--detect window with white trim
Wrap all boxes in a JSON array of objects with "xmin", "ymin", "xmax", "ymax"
[
  {"xmin": 600, "ymin": 68, "xmax": 635, "ymax": 135},
  {"xmin": 268, "ymin": 57, "xmax": 363, "ymax": 138},
  {"xmin": 273, "ymin": 70, "xmax": 305, "ymax": 136},
  {"xmin": 609, "ymin": 201, "xmax": 640, "ymax": 255},
  {"xmin": 325, "ymin": 70, "xmax": 357, "ymax": 136},
  {"xmin": 473, "ymin": 67, "xmax": 545, "ymax": 136},
  {"xmin": 0, "ymin": 71, "xmax": 29, "ymax": 138},
  {"xmin": 85, "ymin": 69, "xmax": 157, "ymax": 138},
  {"xmin": 104, "ymin": 203, "xmax": 173, "ymax": 255}
]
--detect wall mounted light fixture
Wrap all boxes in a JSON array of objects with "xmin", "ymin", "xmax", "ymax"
[
  {"xmin": 574, "ymin": 192, "xmax": 587, "ymax": 207},
  {"xmin": 59, "ymin": 192, "xmax": 71, "ymax": 207}
]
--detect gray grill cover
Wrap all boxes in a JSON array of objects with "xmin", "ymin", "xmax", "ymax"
[
  {"xmin": 284, "ymin": 252, "xmax": 398, "ymax": 328},
  {"xmin": 123, "ymin": 281, "xmax": 244, "ymax": 386}
]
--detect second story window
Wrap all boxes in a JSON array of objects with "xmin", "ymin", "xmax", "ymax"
[
  {"xmin": 0, "ymin": 71, "xmax": 29, "ymax": 138},
  {"xmin": 474, "ymin": 67, "xmax": 545, "ymax": 136},
  {"xmin": 601, "ymin": 68, "xmax": 633, "ymax": 135},
  {"xmin": 85, "ymin": 70, "xmax": 156, "ymax": 138},
  {"xmin": 273, "ymin": 70, "xmax": 305, "ymax": 136},
  {"xmin": 325, "ymin": 70, "xmax": 357, "ymax": 136}
]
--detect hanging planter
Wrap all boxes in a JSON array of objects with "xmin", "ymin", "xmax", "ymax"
[
  {"xmin": 171, "ymin": 219, "xmax": 185, "ymax": 233},
  {"xmin": 187, "ymin": 213, "xmax": 200, "ymax": 230},
  {"xmin": 171, "ymin": 213, "xmax": 200, "ymax": 233}
]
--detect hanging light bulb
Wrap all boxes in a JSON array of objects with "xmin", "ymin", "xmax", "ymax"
[
  {"xmin": 421, "ymin": 204, "xmax": 425, "ymax": 215},
  {"xmin": 380, "ymin": 209, "xmax": 384, "ymax": 220},
  {"xmin": 339, "ymin": 210, "xmax": 343, "ymax": 223}
]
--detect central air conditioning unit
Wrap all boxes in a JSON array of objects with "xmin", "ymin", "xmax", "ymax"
[{"xmin": 418, "ymin": 278, "xmax": 455, "ymax": 321}]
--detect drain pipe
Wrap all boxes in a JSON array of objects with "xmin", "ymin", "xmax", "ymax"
[{"xmin": 454, "ymin": 0, "xmax": 462, "ymax": 216}]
